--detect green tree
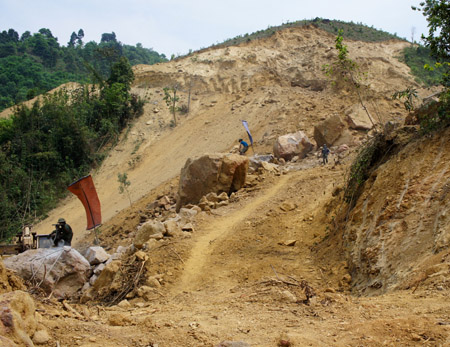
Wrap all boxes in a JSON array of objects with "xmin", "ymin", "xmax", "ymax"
[
  {"xmin": 101, "ymin": 32, "xmax": 117, "ymax": 43},
  {"xmin": 0, "ymin": 55, "xmax": 143, "ymax": 241},
  {"xmin": 20, "ymin": 31, "xmax": 31, "ymax": 41},
  {"xmin": 77, "ymin": 29, "xmax": 84, "ymax": 46},
  {"xmin": 413, "ymin": 0, "xmax": 450, "ymax": 126},
  {"xmin": 68, "ymin": 32, "xmax": 78, "ymax": 47},
  {"xmin": 118, "ymin": 172, "xmax": 132, "ymax": 206},
  {"xmin": 413, "ymin": 1, "xmax": 450, "ymax": 63},
  {"xmin": 0, "ymin": 28, "xmax": 166, "ymax": 112},
  {"xmin": 392, "ymin": 87, "xmax": 418, "ymax": 112},
  {"xmin": 163, "ymin": 86, "xmax": 179, "ymax": 126},
  {"xmin": 323, "ymin": 29, "xmax": 374, "ymax": 126},
  {"xmin": 108, "ymin": 56, "xmax": 134, "ymax": 88}
]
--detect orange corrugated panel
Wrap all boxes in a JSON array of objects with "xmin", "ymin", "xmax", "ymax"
[{"xmin": 68, "ymin": 175, "xmax": 102, "ymax": 230}]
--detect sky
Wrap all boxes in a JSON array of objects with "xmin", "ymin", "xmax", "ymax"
[{"xmin": 0, "ymin": 0, "xmax": 429, "ymax": 58}]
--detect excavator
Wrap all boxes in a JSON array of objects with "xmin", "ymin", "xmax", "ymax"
[
  {"xmin": 0, "ymin": 174, "xmax": 102, "ymax": 256},
  {"xmin": 0, "ymin": 226, "xmax": 53, "ymax": 255}
]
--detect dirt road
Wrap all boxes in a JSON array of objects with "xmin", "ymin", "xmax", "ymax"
[{"xmin": 38, "ymin": 162, "xmax": 450, "ymax": 346}]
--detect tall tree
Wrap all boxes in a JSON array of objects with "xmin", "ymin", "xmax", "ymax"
[
  {"xmin": 7, "ymin": 29, "xmax": 19, "ymax": 42},
  {"xmin": 38, "ymin": 28, "xmax": 54, "ymax": 39},
  {"xmin": 414, "ymin": 0, "xmax": 450, "ymax": 86},
  {"xmin": 413, "ymin": 0, "xmax": 449, "ymax": 127},
  {"xmin": 20, "ymin": 31, "xmax": 31, "ymax": 41},
  {"xmin": 101, "ymin": 32, "xmax": 117, "ymax": 43},
  {"xmin": 68, "ymin": 32, "xmax": 78, "ymax": 47},
  {"xmin": 77, "ymin": 29, "xmax": 84, "ymax": 46}
]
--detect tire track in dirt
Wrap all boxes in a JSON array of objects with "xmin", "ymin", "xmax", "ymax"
[{"xmin": 173, "ymin": 174, "xmax": 290, "ymax": 293}]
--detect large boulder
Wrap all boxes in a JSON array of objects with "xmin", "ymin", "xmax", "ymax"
[
  {"xmin": 273, "ymin": 131, "xmax": 313, "ymax": 161},
  {"xmin": 176, "ymin": 153, "xmax": 248, "ymax": 211},
  {"xmin": 344, "ymin": 103, "xmax": 374, "ymax": 130},
  {"xmin": 3, "ymin": 247, "xmax": 91, "ymax": 299},
  {"xmin": 313, "ymin": 114, "xmax": 348, "ymax": 147},
  {"xmin": 0, "ymin": 290, "xmax": 38, "ymax": 346}
]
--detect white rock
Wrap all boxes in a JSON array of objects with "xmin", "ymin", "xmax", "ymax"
[
  {"xmin": 3, "ymin": 248, "xmax": 90, "ymax": 298},
  {"xmin": 94, "ymin": 263, "xmax": 106, "ymax": 275},
  {"xmin": 85, "ymin": 246, "xmax": 110, "ymax": 265},
  {"xmin": 89, "ymin": 274, "xmax": 98, "ymax": 286}
]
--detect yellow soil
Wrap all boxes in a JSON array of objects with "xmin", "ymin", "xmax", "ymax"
[{"xmin": 2, "ymin": 25, "xmax": 449, "ymax": 346}]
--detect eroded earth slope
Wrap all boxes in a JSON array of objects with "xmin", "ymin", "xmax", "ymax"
[{"xmin": 2, "ymin": 25, "xmax": 449, "ymax": 346}]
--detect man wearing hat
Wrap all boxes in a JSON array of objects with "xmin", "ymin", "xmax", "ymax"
[{"xmin": 50, "ymin": 218, "xmax": 73, "ymax": 246}]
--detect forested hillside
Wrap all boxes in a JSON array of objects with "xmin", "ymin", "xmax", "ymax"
[
  {"xmin": 0, "ymin": 28, "xmax": 167, "ymax": 111},
  {"xmin": 0, "ymin": 56, "xmax": 144, "ymax": 241}
]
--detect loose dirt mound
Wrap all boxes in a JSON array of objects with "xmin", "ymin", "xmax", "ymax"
[{"xmin": 0, "ymin": 259, "xmax": 25, "ymax": 294}]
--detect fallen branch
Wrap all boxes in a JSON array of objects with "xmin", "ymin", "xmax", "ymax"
[
  {"xmin": 270, "ymin": 266, "xmax": 301, "ymax": 287},
  {"xmin": 169, "ymin": 247, "xmax": 184, "ymax": 264},
  {"xmin": 270, "ymin": 264, "xmax": 281, "ymax": 281},
  {"xmin": 62, "ymin": 301, "xmax": 84, "ymax": 320},
  {"xmin": 108, "ymin": 260, "xmax": 146, "ymax": 306}
]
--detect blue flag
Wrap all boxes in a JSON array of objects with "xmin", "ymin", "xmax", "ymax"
[{"xmin": 241, "ymin": 120, "xmax": 253, "ymax": 145}]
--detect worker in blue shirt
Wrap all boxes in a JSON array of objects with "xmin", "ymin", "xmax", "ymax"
[{"xmin": 239, "ymin": 139, "xmax": 249, "ymax": 155}]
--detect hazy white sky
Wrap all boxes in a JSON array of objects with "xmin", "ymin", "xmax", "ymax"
[{"xmin": 0, "ymin": 0, "xmax": 429, "ymax": 57}]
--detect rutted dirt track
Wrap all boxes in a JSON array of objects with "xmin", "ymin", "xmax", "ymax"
[{"xmin": 175, "ymin": 174, "xmax": 291, "ymax": 293}]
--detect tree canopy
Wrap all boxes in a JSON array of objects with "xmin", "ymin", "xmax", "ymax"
[
  {"xmin": 0, "ymin": 57, "xmax": 144, "ymax": 241},
  {"xmin": 414, "ymin": 1, "xmax": 450, "ymax": 86},
  {"xmin": 0, "ymin": 27, "xmax": 167, "ymax": 111},
  {"xmin": 413, "ymin": 1, "xmax": 449, "ymax": 128}
]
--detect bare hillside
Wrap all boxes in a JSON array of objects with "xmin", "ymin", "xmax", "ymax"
[
  {"xmin": 4, "ymin": 25, "xmax": 449, "ymax": 346},
  {"xmin": 34, "ymin": 25, "xmax": 425, "ymax": 239}
]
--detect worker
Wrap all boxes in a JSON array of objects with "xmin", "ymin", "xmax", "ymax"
[
  {"xmin": 239, "ymin": 139, "xmax": 249, "ymax": 155},
  {"xmin": 322, "ymin": 144, "xmax": 330, "ymax": 165},
  {"xmin": 50, "ymin": 218, "xmax": 73, "ymax": 247}
]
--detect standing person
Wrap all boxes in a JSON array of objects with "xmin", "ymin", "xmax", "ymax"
[
  {"xmin": 238, "ymin": 139, "xmax": 249, "ymax": 155},
  {"xmin": 50, "ymin": 218, "xmax": 73, "ymax": 246},
  {"xmin": 322, "ymin": 144, "xmax": 330, "ymax": 165}
]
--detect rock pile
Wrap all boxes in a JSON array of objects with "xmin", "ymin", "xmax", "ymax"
[
  {"xmin": 80, "ymin": 201, "xmax": 202, "ymax": 304},
  {"xmin": 198, "ymin": 192, "xmax": 230, "ymax": 211}
]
